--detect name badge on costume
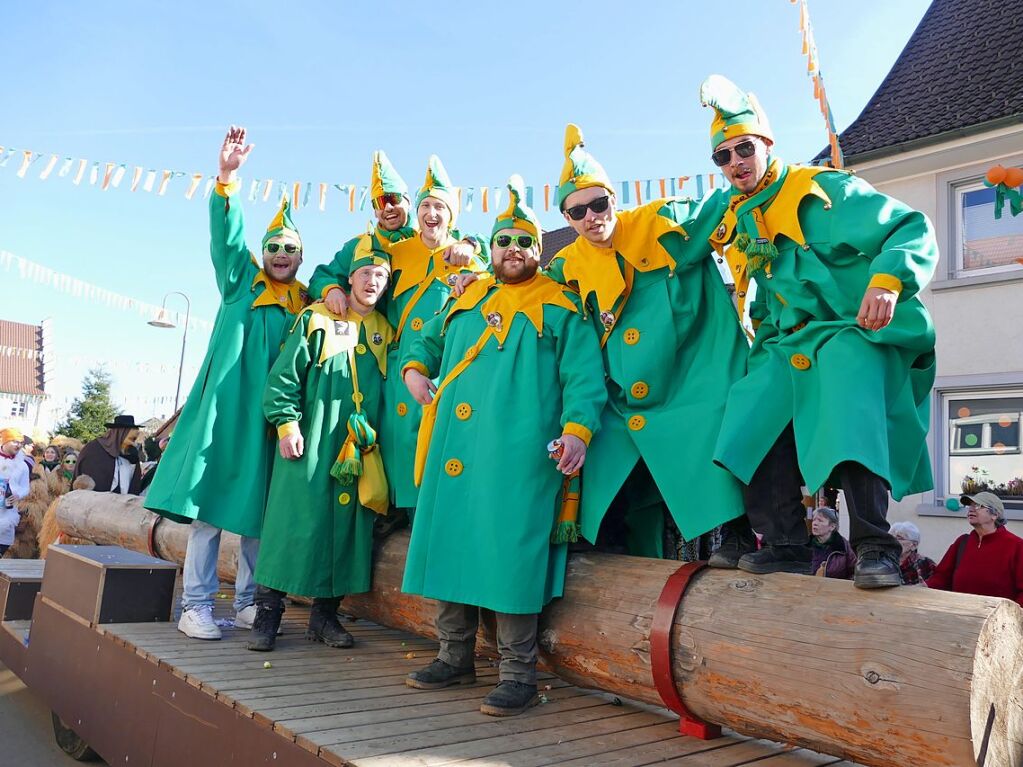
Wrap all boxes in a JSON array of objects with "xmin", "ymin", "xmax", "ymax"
[
  {"xmin": 309, "ymin": 313, "xmax": 360, "ymax": 365},
  {"xmin": 333, "ymin": 320, "xmax": 355, "ymax": 337}
]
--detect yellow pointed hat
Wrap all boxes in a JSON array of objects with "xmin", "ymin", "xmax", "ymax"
[
  {"xmin": 700, "ymin": 74, "xmax": 774, "ymax": 150},
  {"xmin": 415, "ymin": 154, "xmax": 459, "ymax": 227},
  {"xmin": 557, "ymin": 124, "xmax": 614, "ymax": 210},
  {"xmin": 262, "ymin": 194, "xmax": 301, "ymax": 248},
  {"xmin": 492, "ymin": 174, "xmax": 542, "ymax": 253},
  {"xmin": 369, "ymin": 150, "xmax": 408, "ymax": 201}
]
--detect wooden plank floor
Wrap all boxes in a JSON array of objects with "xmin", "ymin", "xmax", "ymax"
[{"xmin": 93, "ymin": 588, "xmax": 860, "ymax": 767}]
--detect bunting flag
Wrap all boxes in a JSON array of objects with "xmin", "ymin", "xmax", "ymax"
[
  {"xmin": 1, "ymin": 140, "xmax": 727, "ymax": 213},
  {"xmin": 792, "ymin": 0, "xmax": 844, "ymax": 168}
]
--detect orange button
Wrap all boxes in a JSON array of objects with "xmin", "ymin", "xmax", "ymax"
[
  {"xmin": 631, "ymin": 382, "xmax": 649, "ymax": 399},
  {"xmin": 445, "ymin": 459, "xmax": 463, "ymax": 476},
  {"xmin": 623, "ymin": 328, "xmax": 640, "ymax": 345},
  {"xmin": 628, "ymin": 415, "xmax": 646, "ymax": 431},
  {"xmin": 455, "ymin": 403, "xmax": 472, "ymax": 420},
  {"xmin": 410, "ymin": 318, "xmax": 424, "ymax": 331},
  {"xmin": 790, "ymin": 354, "xmax": 811, "ymax": 371},
  {"xmin": 397, "ymin": 402, "xmax": 408, "ymax": 416},
  {"xmin": 465, "ymin": 347, "xmax": 478, "ymax": 361},
  {"xmin": 338, "ymin": 492, "xmax": 352, "ymax": 505}
]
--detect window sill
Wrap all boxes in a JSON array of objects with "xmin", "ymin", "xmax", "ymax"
[
  {"xmin": 931, "ymin": 270, "xmax": 1023, "ymax": 292},
  {"xmin": 917, "ymin": 502, "xmax": 1023, "ymax": 521}
]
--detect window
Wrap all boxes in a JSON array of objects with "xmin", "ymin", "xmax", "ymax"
[
  {"xmin": 943, "ymin": 390, "xmax": 1023, "ymax": 508},
  {"xmin": 9, "ymin": 401, "xmax": 26, "ymax": 418},
  {"xmin": 952, "ymin": 178, "xmax": 1023, "ymax": 278}
]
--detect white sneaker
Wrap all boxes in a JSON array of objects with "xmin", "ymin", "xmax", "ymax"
[
  {"xmin": 177, "ymin": 605, "xmax": 222, "ymax": 640},
  {"xmin": 234, "ymin": 604, "xmax": 257, "ymax": 629}
]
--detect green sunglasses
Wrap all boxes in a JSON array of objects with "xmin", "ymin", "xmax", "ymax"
[
  {"xmin": 265, "ymin": 242, "xmax": 300, "ymax": 254},
  {"xmin": 493, "ymin": 233, "xmax": 536, "ymax": 250}
]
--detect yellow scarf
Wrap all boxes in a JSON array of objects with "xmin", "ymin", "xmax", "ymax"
[{"xmin": 251, "ymin": 266, "xmax": 307, "ymax": 314}]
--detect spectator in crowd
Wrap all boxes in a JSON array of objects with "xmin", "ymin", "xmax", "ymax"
[
  {"xmin": 927, "ymin": 492, "xmax": 1023, "ymax": 606},
  {"xmin": 59, "ymin": 450, "xmax": 78, "ymax": 484},
  {"xmin": 0, "ymin": 498, "xmax": 18, "ymax": 556},
  {"xmin": 40, "ymin": 445, "xmax": 61, "ymax": 473},
  {"xmin": 0, "ymin": 428, "xmax": 30, "ymax": 513},
  {"xmin": 809, "ymin": 507, "xmax": 856, "ymax": 579},
  {"xmin": 890, "ymin": 521, "xmax": 935, "ymax": 585},
  {"xmin": 75, "ymin": 415, "xmax": 143, "ymax": 495}
]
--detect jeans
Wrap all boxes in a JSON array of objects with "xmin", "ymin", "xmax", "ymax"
[
  {"xmin": 181, "ymin": 519, "xmax": 259, "ymax": 612},
  {"xmin": 436, "ymin": 601, "xmax": 538, "ymax": 685}
]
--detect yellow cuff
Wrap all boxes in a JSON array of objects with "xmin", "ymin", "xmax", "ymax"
[
  {"xmin": 562, "ymin": 422, "xmax": 593, "ymax": 446},
  {"xmin": 319, "ymin": 283, "xmax": 343, "ymax": 300},
  {"xmin": 277, "ymin": 421, "xmax": 301, "ymax": 439},
  {"xmin": 215, "ymin": 179, "xmax": 241, "ymax": 198},
  {"xmin": 868, "ymin": 273, "xmax": 903, "ymax": 294},
  {"xmin": 402, "ymin": 361, "xmax": 430, "ymax": 379}
]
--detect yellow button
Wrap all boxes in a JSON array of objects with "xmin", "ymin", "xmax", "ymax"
[
  {"xmin": 445, "ymin": 459, "xmax": 463, "ymax": 476},
  {"xmin": 338, "ymin": 492, "xmax": 351, "ymax": 505},
  {"xmin": 397, "ymin": 402, "xmax": 408, "ymax": 416},
  {"xmin": 628, "ymin": 415, "xmax": 646, "ymax": 431},
  {"xmin": 631, "ymin": 382, "xmax": 649, "ymax": 399},
  {"xmin": 790, "ymin": 354, "xmax": 811, "ymax": 371},
  {"xmin": 411, "ymin": 318, "xmax": 424, "ymax": 331},
  {"xmin": 355, "ymin": 343, "xmax": 367, "ymax": 355},
  {"xmin": 623, "ymin": 328, "xmax": 640, "ymax": 345},
  {"xmin": 455, "ymin": 403, "xmax": 472, "ymax": 420},
  {"xmin": 465, "ymin": 347, "xmax": 478, "ymax": 361},
  {"xmin": 352, "ymin": 391, "xmax": 364, "ymax": 405}
]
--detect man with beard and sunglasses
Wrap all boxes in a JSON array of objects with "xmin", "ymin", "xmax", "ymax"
[
  {"xmin": 145, "ymin": 126, "xmax": 309, "ymax": 640},
  {"xmin": 700, "ymin": 75, "xmax": 937, "ymax": 588},
  {"xmin": 400, "ymin": 176, "xmax": 605, "ymax": 716},
  {"xmin": 543, "ymin": 124, "xmax": 749, "ymax": 559}
]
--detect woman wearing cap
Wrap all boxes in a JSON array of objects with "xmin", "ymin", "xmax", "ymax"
[
  {"xmin": 890, "ymin": 521, "xmax": 935, "ymax": 585},
  {"xmin": 927, "ymin": 492, "xmax": 1023, "ymax": 605},
  {"xmin": 809, "ymin": 507, "xmax": 856, "ymax": 579}
]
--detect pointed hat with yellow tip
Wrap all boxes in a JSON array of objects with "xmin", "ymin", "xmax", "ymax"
[
  {"xmin": 415, "ymin": 154, "xmax": 459, "ymax": 227},
  {"xmin": 262, "ymin": 194, "xmax": 301, "ymax": 249},
  {"xmin": 699, "ymin": 74, "xmax": 774, "ymax": 150},
  {"xmin": 348, "ymin": 237, "xmax": 392, "ymax": 281},
  {"xmin": 370, "ymin": 150, "xmax": 408, "ymax": 202},
  {"xmin": 557, "ymin": 124, "xmax": 614, "ymax": 211},
  {"xmin": 492, "ymin": 174, "xmax": 543, "ymax": 253}
]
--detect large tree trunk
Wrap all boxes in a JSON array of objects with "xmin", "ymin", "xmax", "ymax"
[{"xmin": 55, "ymin": 490, "xmax": 1023, "ymax": 767}]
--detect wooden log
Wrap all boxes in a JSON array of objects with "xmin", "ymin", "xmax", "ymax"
[{"xmin": 55, "ymin": 490, "xmax": 1023, "ymax": 767}]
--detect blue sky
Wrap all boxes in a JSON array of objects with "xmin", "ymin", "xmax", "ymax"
[{"xmin": 1, "ymin": 0, "xmax": 932, "ymax": 425}]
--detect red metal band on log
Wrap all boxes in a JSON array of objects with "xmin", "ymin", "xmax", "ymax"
[
  {"xmin": 146, "ymin": 515, "xmax": 161, "ymax": 558},
  {"xmin": 650, "ymin": 561, "xmax": 722, "ymax": 739}
]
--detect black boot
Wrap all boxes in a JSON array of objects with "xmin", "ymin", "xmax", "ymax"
[
  {"xmin": 854, "ymin": 548, "xmax": 902, "ymax": 589},
  {"xmin": 480, "ymin": 680, "xmax": 539, "ymax": 717},
  {"xmin": 707, "ymin": 517, "xmax": 758, "ymax": 568},
  {"xmin": 246, "ymin": 606, "xmax": 284, "ymax": 652},
  {"xmin": 406, "ymin": 658, "xmax": 477, "ymax": 690},
  {"xmin": 737, "ymin": 544, "xmax": 812, "ymax": 575},
  {"xmin": 306, "ymin": 597, "xmax": 354, "ymax": 648}
]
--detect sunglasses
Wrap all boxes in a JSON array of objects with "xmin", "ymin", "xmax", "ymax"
[
  {"xmin": 265, "ymin": 242, "xmax": 300, "ymax": 254},
  {"xmin": 711, "ymin": 139, "xmax": 758, "ymax": 168},
  {"xmin": 564, "ymin": 195, "xmax": 611, "ymax": 221},
  {"xmin": 63, "ymin": 458, "xmax": 77, "ymax": 465},
  {"xmin": 493, "ymin": 234, "xmax": 536, "ymax": 250},
  {"xmin": 374, "ymin": 193, "xmax": 404, "ymax": 209}
]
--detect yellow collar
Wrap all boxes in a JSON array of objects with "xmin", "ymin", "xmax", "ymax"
[
  {"xmin": 299, "ymin": 303, "xmax": 393, "ymax": 375},
  {"xmin": 558, "ymin": 202, "xmax": 682, "ymax": 313},
  {"xmin": 251, "ymin": 266, "xmax": 307, "ymax": 314},
  {"xmin": 444, "ymin": 272, "xmax": 578, "ymax": 345},
  {"xmin": 388, "ymin": 233, "xmax": 459, "ymax": 297}
]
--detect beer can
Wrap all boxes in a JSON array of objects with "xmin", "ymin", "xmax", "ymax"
[{"xmin": 547, "ymin": 439, "xmax": 563, "ymax": 461}]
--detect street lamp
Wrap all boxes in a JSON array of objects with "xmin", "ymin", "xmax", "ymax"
[{"xmin": 147, "ymin": 291, "xmax": 191, "ymax": 413}]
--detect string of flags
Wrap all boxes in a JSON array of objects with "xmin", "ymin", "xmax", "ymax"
[
  {"xmin": 0, "ymin": 250, "xmax": 213, "ymax": 335},
  {"xmin": 0, "ymin": 142, "xmax": 725, "ymax": 214},
  {"xmin": 0, "ymin": 345, "xmax": 197, "ymax": 378},
  {"xmin": 792, "ymin": 0, "xmax": 844, "ymax": 168}
]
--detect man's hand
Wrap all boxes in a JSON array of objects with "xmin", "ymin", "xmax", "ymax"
[
  {"xmin": 404, "ymin": 369, "xmax": 437, "ymax": 405},
  {"xmin": 218, "ymin": 125, "xmax": 254, "ymax": 185},
  {"xmin": 443, "ymin": 241, "xmax": 476, "ymax": 267},
  {"xmin": 450, "ymin": 272, "xmax": 480, "ymax": 297},
  {"xmin": 856, "ymin": 287, "xmax": 898, "ymax": 331},
  {"xmin": 324, "ymin": 287, "xmax": 350, "ymax": 316},
  {"xmin": 279, "ymin": 432, "xmax": 304, "ymax": 460},
  {"xmin": 556, "ymin": 434, "xmax": 587, "ymax": 475}
]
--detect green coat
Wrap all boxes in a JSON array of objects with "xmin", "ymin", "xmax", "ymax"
[
  {"xmin": 255, "ymin": 306, "xmax": 392, "ymax": 597},
  {"xmin": 400, "ymin": 273, "xmax": 606, "ymax": 614},
  {"xmin": 144, "ymin": 188, "xmax": 306, "ymax": 538},
  {"xmin": 713, "ymin": 169, "xmax": 938, "ymax": 499},
  {"xmin": 545, "ymin": 194, "xmax": 748, "ymax": 544},
  {"xmin": 308, "ymin": 225, "xmax": 414, "ymax": 306}
]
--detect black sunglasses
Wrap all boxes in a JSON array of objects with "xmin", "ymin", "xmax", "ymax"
[
  {"xmin": 564, "ymin": 195, "xmax": 611, "ymax": 221},
  {"xmin": 493, "ymin": 234, "xmax": 536, "ymax": 250},
  {"xmin": 711, "ymin": 139, "xmax": 758, "ymax": 168},
  {"xmin": 265, "ymin": 242, "xmax": 300, "ymax": 254}
]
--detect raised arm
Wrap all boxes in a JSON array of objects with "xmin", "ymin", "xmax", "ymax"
[{"xmin": 210, "ymin": 126, "xmax": 257, "ymax": 301}]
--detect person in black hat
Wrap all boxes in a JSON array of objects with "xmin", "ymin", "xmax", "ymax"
[{"xmin": 74, "ymin": 414, "xmax": 143, "ymax": 495}]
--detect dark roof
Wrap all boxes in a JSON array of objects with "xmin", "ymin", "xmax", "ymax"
[
  {"xmin": 541, "ymin": 227, "xmax": 578, "ymax": 265},
  {"xmin": 816, "ymin": 0, "xmax": 1023, "ymax": 163},
  {"xmin": 0, "ymin": 320, "xmax": 45, "ymax": 396}
]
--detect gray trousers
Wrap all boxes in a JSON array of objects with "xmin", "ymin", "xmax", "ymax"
[{"xmin": 435, "ymin": 600, "xmax": 538, "ymax": 685}]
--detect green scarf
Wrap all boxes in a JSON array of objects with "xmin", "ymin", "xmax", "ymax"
[{"xmin": 732, "ymin": 157, "xmax": 787, "ymax": 276}]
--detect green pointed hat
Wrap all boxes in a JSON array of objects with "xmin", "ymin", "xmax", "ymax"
[
  {"xmin": 262, "ymin": 194, "xmax": 301, "ymax": 249},
  {"xmin": 492, "ymin": 174, "xmax": 543, "ymax": 253},
  {"xmin": 415, "ymin": 154, "xmax": 458, "ymax": 227},
  {"xmin": 370, "ymin": 150, "xmax": 408, "ymax": 201},
  {"xmin": 557, "ymin": 124, "xmax": 614, "ymax": 211},
  {"xmin": 348, "ymin": 235, "xmax": 391, "ymax": 280},
  {"xmin": 699, "ymin": 74, "xmax": 774, "ymax": 150}
]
